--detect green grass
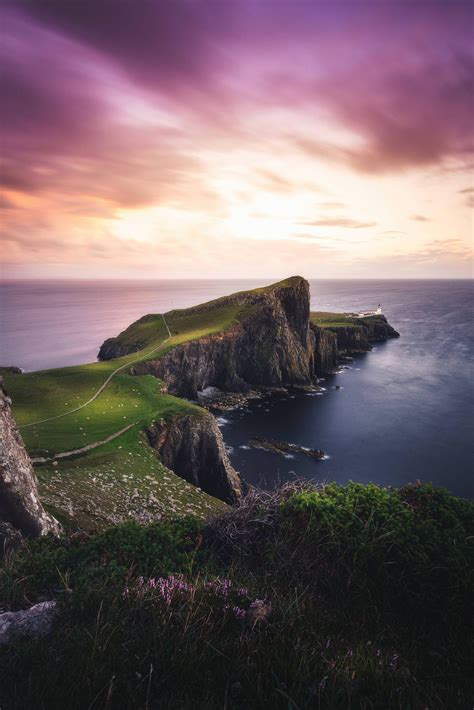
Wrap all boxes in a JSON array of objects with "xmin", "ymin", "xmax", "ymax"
[
  {"xmin": 311, "ymin": 311, "xmax": 388, "ymax": 329},
  {"xmin": 37, "ymin": 428, "xmax": 225, "ymax": 530},
  {"xmin": 101, "ymin": 313, "xmax": 166, "ymax": 350},
  {"xmin": 311, "ymin": 311, "xmax": 360, "ymax": 328},
  {"xmin": 10, "ymin": 374, "xmax": 199, "ymax": 458},
  {"xmin": 1, "ymin": 482, "xmax": 472, "ymax": 709}
]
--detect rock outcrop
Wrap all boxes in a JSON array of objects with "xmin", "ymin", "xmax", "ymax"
[
  {"xmin": 146, "ymin": 413, "xmax": 242, "ymax": 504},
  {"xmin": 0, "ymin": 378, "xmax": 60, "ymax": 553},
  {"xmin": 326, "ymin": 316, "xmax": 399, "ymax": 355},
  {"xmin": 129, "ymin": 277, "xmax": 318, "ymax": 398},
  {"xmin": 310, "ymin": 325, "xmax": 338, "ymax": 373},
  {"xmin": 0, "ymin": 601, "xmax": 57, "ymax": 645}
]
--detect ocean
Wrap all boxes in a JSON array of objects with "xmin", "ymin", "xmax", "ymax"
[{"xmin": 1, "ymin": 279, "xmax": 473, "ymax": 497}]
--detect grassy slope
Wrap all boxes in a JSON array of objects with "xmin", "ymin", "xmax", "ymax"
[
  {"xmin": 1, "ymin": 482, "xmax": 472, "ymax": 709},
  {"xmin": 38, "ymin": 428, "xmax": 225, "ymax": 530}
]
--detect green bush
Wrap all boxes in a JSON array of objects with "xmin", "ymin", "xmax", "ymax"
[{"xmin": 0, "ymin": 517, "xmax": 207, "ymax": 609}]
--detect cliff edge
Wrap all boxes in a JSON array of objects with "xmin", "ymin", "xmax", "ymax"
[
  {"xmin": 0, "ymin": 378, "xmax": 60, "ymax": 554},
  {"xmin": 146, "ymin": 413, "xmax": 242, "ymax": 503},
  {"xmin": 128, "ymin": 276, "xmax": 319, "ymax": 397}
]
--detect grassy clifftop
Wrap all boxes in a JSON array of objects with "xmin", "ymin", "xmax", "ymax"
[
  {"xmin": 1, "ymin": 481, "xmax": 472, "ymax": 708},
  {"xmin": 311, "ymin": 311, "xmax": 386, "ymax": 328}
]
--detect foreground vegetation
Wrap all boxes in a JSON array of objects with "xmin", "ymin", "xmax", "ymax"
[{"xmin": 1, "ymin": 482, "xmax": 472, "ymax": 709}]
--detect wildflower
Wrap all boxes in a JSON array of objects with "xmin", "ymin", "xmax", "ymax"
[
  {"xmin": 232, "ymin": 606, "xmax": 247, "ymax": 620},
  {"xmin": 389, "ymin": 654, "xmax": 399, "ymax": 671},
  {"xmin": 247, "ymin": 599, "xmax": 272, "ymax": 625}
]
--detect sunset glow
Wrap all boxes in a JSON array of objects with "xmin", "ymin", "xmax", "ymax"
[{"xmin": 1, "ymin": 0, "xmax": 473, "ymax": 279}]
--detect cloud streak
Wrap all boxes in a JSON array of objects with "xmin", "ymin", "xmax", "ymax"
[{"xmin": 1, "ymin": 0, "xmax": 472, "ymax": 278}]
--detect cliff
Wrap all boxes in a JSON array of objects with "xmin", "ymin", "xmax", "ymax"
[
  {"xmin": 326, "ymin": 316, "xmax": 399, "ymax": 354},
  {"xmin": 129, "ymin": 277, "xmax": 318, "ymax": 398},
  {"xmin": 0, "ymin": 378, "xmax": 60, "ymax": 553},
  {"xmin": 310, "ymin": 325, "xmax": 338, "ymax": 373},
  {"xmin": 146, "ymin": 413, "xmax": 242, "ymax": 503}
]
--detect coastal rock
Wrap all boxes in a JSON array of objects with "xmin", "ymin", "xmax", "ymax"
[
  {"xmin": 249, "ymin": 438, "xmax": 325, "ymax": 459},
  {"xmin": 0, "ymin": 378, "xmax": 60, "ymax": 550},
  {"xmin": 310, "ymin": 325, "xmax": 338, "ymax": 373},
  {"xmin": 326, "ymin": 325, "xmax": 372, "ymax": 353},
  {"xmin": 327, "ymin": 316, "xmax": 399, "ymax": 354},
  {"xmin": 0, "ymin": 601, "xmax": 57, "ymax": 645},
  {"xmin": 129, "ymin": 277, "xmax": 318, "ymax": 397},
  {"xmin": 146, "ymin": 413, "xmax": 242, "ymax": 503}
]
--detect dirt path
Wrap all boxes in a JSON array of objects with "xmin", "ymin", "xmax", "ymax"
[
  {"xmin": 21, "ymin": 314, "xmax": 172, "ymax": 429},
  {"xmin": 31, "ymin": 423, "xmax": 136, "ymax": 463}
]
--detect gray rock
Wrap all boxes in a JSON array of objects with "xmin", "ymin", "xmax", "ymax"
[
  {"xmin": 147, "ymin": 413, "xmax": 242, "ymax": 503},
  {"xmin": 0, "ymin": 601, "xmax": 57, "ymax": 645},
  {"xmin": 0, "ymin": 378, "xmax": 61, "ymax": 549}
]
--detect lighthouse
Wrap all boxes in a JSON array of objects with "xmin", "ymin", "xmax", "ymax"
[{"xmin": 376, "ymin": 304, "xmax": 382, "ymax": 315}]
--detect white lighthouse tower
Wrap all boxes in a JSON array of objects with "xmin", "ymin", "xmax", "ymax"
[{"xmin": 376, "ymin": 304, "xmax": 382, "ymax": 315}]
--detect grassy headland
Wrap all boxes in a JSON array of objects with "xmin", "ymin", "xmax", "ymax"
[{"xmin": 310, "ymin": 311, "xmax": 379, "ymax": 328}]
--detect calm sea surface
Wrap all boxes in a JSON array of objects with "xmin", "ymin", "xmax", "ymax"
[{"xmin": 1, "ymin": 279, "xmax": 473, "ymax": 497}]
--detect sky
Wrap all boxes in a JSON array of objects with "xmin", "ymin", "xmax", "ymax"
[{"xmin": 1, "ymin": 0, "xmax": 473, "ymax": 280}]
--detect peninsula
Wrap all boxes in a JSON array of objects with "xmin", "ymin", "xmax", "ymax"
[{"xmin": 1, "ymin": 277, "xmax": 398, "ymax": 529}]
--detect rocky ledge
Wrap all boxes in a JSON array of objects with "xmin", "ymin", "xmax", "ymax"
[
  {"xmin": 146, "ymin": 413, "xmax": 242, "ymax": 504},
  {"xmin": 325, "ymin": 316, "xmax": 399, "ymax": 354},
  {"xmin": 0, "ymin": 378, "xmax": 60, "ymax": 556}
]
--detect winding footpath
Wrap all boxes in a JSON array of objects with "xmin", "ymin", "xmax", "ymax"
[{"xmin": 20, "ymin": 314, "xmax": 172, "ymax": 430}]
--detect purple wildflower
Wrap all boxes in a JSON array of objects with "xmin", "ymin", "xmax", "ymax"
[
  {"xmin": 389, "ymin": 654, "xmax": 399, "ymax": 671},
  {"xmin": 232, "ymin": 606, "xmax": 247, "ymax": 620}
]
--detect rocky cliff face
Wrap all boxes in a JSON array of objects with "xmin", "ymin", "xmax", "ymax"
[
  {"xmin": 146, "ymin": 413, "xmax": 242, "ymax": 503},
  {"xmin": 310, "ymin": 325, "xmax": 338, "ymax": 373},
  {"xmin": 327, "ymin": 316, "xmax": 399, "ymax": 354},
  {"xmin": 327, "ymin": 325, "xmax": 372, "ymax": 353},
  {"xmin": 0, "ymin": 379, "xmax": 60, "ymax": 553},
  {"xmin": 131, "ymin": 277, "xmax": 318, "ymax": 398}
]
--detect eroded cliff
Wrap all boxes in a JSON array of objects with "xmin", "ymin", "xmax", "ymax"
[
  {"xmin": 326, "ymin": 316, "xmax": 399, "ymax": 354},
  {"xmin": 146, "ymin": 413, "xmax": 242, "ymax": 503},
  {"xmin": 130, "ymin": 277, "xmax": 318, "ymax": 397}
]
